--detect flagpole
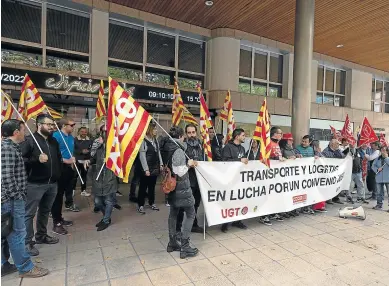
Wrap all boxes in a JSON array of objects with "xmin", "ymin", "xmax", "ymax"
[
  {"xmin": 96, "ymin": 162, "xmax": 105, "ymax": 181},
  {"xmin": 152, "ymin": 117, "xmax": 212, "ymax": 188},
  {"xmin": 3, "ymin": 94, "xmax": 44, "ymax": 154},
  {"xmin": 46, "ymin": 108, "xmax": 84, "ymax": 185}
]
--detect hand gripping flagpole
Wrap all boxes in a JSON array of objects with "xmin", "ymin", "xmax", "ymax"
[
  {"xmin": 46, "ymin": 108, "xmax": 84, "ymax": 185},
  {"xmin": 2, "ymin": 92, "xmax": 44, "ymax": 154},
  {"xmin": 152, "ymin": 117, "xmax": 212, "ymax": 188}
]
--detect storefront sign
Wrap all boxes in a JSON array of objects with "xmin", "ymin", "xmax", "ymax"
[
  {"xmin": 1, "ymin": 67, "xmax": 201, "ymax": 105},
  {"xmin": 196, "ymin": 157, "xmax": 352, "ymax": 226}
]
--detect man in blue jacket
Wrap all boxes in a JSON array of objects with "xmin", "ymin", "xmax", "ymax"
[{"xmin": 372, "ymin": 146, "xmax": 389, "ymax": 211}]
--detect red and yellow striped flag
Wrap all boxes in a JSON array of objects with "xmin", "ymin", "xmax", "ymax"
[
  {"xmin": 183, "ymin": 110, "xmax": 198, "ymax": 126},
  {"xmin": 172, "ymin": 80, "xmax": 184, "ymax": 126},
  {"xmin": 96, "ymin": 80, "xmax": 106, "ymax": 119},
  {"xmin": 47, "ymin": 106, "xmax": 63, "ymax": 119},
  {"xmin": 253, "ymin": 99, "xmax": 271, "ymax": 167},
  {"xmin": 20, "ymin": 74, "xmax": 47, "ymax": 121},
  {"xmin": 1, "ymin": 90, "xmax": 15, "ymax": 123},
  {"xmin": 106, "ymin": 77, "xmax": 151, "ymax": 182},
  {"xmin": 200, "ymin": 96, "xmax": 212, "ymax": 161},
  {"xmin": 197, "ymin": 83, "xmax": 213, "ymax": 128},
  {"xmin": 220, "ymin": 90, "xmax": 231, "ymax": 121}
]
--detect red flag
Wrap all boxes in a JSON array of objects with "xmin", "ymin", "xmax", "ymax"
[
  {"xmin": 330, "ymin": 125, "xmax": 341, "ymax": 140},
  {"xmin": 379, "ymin": 133, "xmax": 387, "ymax": 147},
  {"xmin": 340, "ymin": 114, "xmax": 356, "ymax": 145},
  {"xmin": 357, "ymin": 117, "xmax": 379, "ymax": 147}
]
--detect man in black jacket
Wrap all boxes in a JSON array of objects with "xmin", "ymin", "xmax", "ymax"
[
  {"xmin": 73, "ymin": 127, "xmax": 92, "ymax": 196},
  {"xmin": 176, "ymin": 124, "xmax": 204, "ymax": 233},
  {"xmin": 21, "ymin": 114, "xmax": 64, "ymax": 256},
  {"xmin": 221, "ymin": 128, "xmax": 248, "ymax": 233}
]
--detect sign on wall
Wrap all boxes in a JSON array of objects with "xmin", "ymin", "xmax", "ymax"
[{"xmin": 1, "ymin": 67, "xmax": 201, "ymax": 105}]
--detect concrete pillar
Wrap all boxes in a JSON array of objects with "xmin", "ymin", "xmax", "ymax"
[
  {"xmin": 90, "ymin": 9, "xmax": 109, "ymax": 76},
  {"xmin": 291, "ymin": 0, "xmax": 315, "ymax": 141},
  {"xmin": 206, "ymin": 37, "xmax": 240, "ymax": 91},
  {"xmin": 311, "ymin": 60, "xmax": 318, "ymax": 102}
]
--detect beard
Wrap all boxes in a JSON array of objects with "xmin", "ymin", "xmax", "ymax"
[{"xmin": 40, "ymin": 128, "xmax": 52, "ymax": 136}]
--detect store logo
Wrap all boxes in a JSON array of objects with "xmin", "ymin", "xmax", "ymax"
[
  {"xmin": 293, "ymin": 194, "xmax": 307, "ymax": 204},
  {"xmin": 221, "ymin": 206, "xmax": 249, "ymax": 218}
]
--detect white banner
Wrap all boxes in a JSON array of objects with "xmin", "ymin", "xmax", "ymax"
[{"xmin": 196, "ymin": 156, "xmax": 352, "ymax": 226}]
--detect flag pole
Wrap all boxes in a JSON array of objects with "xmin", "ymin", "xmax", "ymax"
[
  {"xmin": 152, "ymin": 117, "xmax": 212, "ymax": 188},
  {"xmin": 46, "ymin": 108, "xmax": 84, "ymax": 185},
  {"xmin": 3, "ymin": 93, "xmax": 44, "ymax": 154},
  {"xmin": 96, "ymin": 162, "xmax": 105, "ymax": 181}
]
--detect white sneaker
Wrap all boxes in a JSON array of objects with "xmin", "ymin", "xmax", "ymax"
[{"xmin": 81, "ymin": 191, "xmax": 91, "ymax": 197}]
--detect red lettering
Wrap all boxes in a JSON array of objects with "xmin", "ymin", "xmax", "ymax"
[{"xmin": 221, "ymin": 208, "xmax": 241, "ymax": 218}]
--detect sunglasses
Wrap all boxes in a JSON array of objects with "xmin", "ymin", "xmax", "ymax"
[{"xmin": 66, "ymin": 123, "xmax": 76, "ymax": 127}]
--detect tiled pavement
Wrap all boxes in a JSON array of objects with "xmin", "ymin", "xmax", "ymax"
[{"xmin": 2, "ymin": 187, "xmax": 389, "ymax": 286}]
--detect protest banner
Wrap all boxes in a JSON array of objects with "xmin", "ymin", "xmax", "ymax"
[{"xmin": 195, "ymin": 156, "xmax": 352, "ymax": 226}]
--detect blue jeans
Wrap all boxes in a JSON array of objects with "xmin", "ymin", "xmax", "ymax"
[
  {"xmin": 1, "ymin": 200, "xmax": 34, "ymax": 274},
  {"xmin": 94, "ymin": 193, "xmax": 115, "ymax": 223},
  {"xmin": 376, "ymin": 183, "xmax": 389, "ymax": 207}
]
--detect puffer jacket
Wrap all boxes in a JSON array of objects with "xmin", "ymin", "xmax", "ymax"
[
  {"xmin": 372, "ymin": 156, "xmax": 389, "ymax": 183},
  {"xmin": 90, "ymin": 138, "xmax": 118, "ymax": 196},
  {"xmin": 165, "ymin": 139, "xmax": 194, "ymax": 208},
  {"xmin": 281, "ymin": 144, "xmax": 298, "ymax": 159}
]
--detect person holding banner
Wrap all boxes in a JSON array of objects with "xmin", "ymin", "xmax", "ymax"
[
  {"xmin": 365, "ymin": 142, "xmax": 380, "ymax": 200},
  {"xmin": 211, "ymin": 134, "xmax": 224, "ymax": 161},
  {"xmin": 220, "ymin": 128, "xmax": 248, "ymax": 233},
  {"xmin": 1, "ymin": 119, "xmax": 49, "ymax": 278},
  {"xmin": 51, "ymin": 118, "xmax": 78, "ymax": 235},
  {"xmin": 164, "ymin": 126, "xmax": 199, "ymax": 259},
  {"xmin": 22, "ymin": 114, "xmax": 63, "ymax": 256},
  {"xmin": 176, "ymin": 124, "xmax": 204, "ymax": 233},
  {"xmin": 372, "ymin": 146, "xmax": 389, "ymax": 211},
  {"xmin": 323, "ymin": 139, "xmax": 348, "ymax": 204}
]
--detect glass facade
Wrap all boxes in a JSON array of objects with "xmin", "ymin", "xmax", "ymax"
[
  {"xmin": 239, "ymin": 46, "xmax": 283, "ymax": 97},
  {"xmin": 371, "ymin": 78, "xmax": 389, "ymax": 113},
  {"xmin": 316, "ymin": 65, "xmax": 346, "ymax": 107}
]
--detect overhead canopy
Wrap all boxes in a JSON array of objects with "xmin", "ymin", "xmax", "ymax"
[{"xmin": 113, "ymin": 0, "xmax": 389, "ymax": 72}]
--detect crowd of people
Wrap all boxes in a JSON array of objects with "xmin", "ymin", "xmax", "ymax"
[{"xmin": 1, "ymin": 115, "xmax": 389, "ymax": 277}]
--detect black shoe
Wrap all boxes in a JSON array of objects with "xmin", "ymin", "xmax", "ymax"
[
  {"xmin": 180, "ymin": 238, "xmax": 198, "ymax": 259},
  {"xmin": 36, "ymin": 235, "xmax": 59, "ymax": 244},
  {"xmin": 61, "ymin": 219, "xmax": 73, "ymax": 227},
  {"xmin": 346, "ymin": 196, "xmax": 355, "ymax": 204},
  {"xmin": 97, "ymin": 221, "xmax": 111, "ymax": 231},
  {"xmin": 282, "ymin": 213, "xmax": 291, "ymax": 219},
  {"xmin": 221, "ymin": 223, "xmax": 228, "ymax": 233},
  {"xmin": 129, "ymin": 197, "xmax": 138, "ymax": 203},
  {"xmin": 96, "ymin": 219, "xmax": 111, "ymax": 228},
  {"xmin": 191, "ymin": 225, "xmax": 204, "ymax": 233},
  {"xmin": 65, "ymin": 204, "xmax": 80, "ymax": 212},
  {"xmin": 1, "ymin": 262, "xmax": 17, "ymax": 277},
  {"xmin": 25, "ymin": 243, "xmax": 39, "ymax": 256},
  {"xmin": 93, "ymin": 207, "xmax": 100, "ymax": 213},
  {"xmin": 356, "ymin": 198, "xmax": 370, "ymax": 204},
  {"xmin": 114, "ymin": 204, "xmax": 122, "ymax": 210},
  {"xmin": 332, "ymin": 199, "xmax": 344, "ymax": 205},
  {"xmin": 52, "ymin": 223, "xmax": 68, "ymax": 235},
  {"xmin": 167, "ymin": 234, "xmax": 181, "ymax": 253},
  {"xmin": 259, "ymin": 216, "xmax": 272, "ymax": 226},
  {"xmin": 116, "ymin": 191, "xmax": 123, "ymax": 197},
  {"xmin": 231, "ymin": 221, "xmax": 248, "ymax": 229}
]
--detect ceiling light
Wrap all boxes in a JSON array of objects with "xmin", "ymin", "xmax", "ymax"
[
  {"xmin": 336, "ymin": 44, "xmax": 344, "ymax": 48},
  {"xmin": 205, "ymin": 1, "xmax": 214, "ymax": 6}
]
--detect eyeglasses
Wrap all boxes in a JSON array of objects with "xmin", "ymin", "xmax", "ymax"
[{"xmin": 66, "ymin": 123, "xmax": 76, "ymax": 127}]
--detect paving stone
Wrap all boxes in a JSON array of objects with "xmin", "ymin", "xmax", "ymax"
[
  {"xmin": 68, "ymin": 248, "xmax": 103, "ymax": 267},
  {"xmin": 260, "ymin": 230, "xmax": 293, "ymax": 244},
  {"xmin": 102, "ymin": 243, "xmax": 136, "ymax": 260},
  {"xmin": 209, "ymin": 253, "xmax": 248, "ymax": 274},
  {"xmin": 218, "ymin": 238, "xmax": 253, "ymax": 253},
  {"xmin": 67, "ymin": 240, "xmax": 100, "ymax": 252},
  {"xmin": 277, "ymin": 256, "xmax": 322, "ymax": 278},
  {"xmin": 180, "ymin": 258, "xmax": 222, "ymax": 282},
  {"xmin": 147, "ymin": 265, "xmax": 191, "ymax": 286},
  {"xmin": 299, "ymin": 251, "xmax": 340, "ymax": 270},
  {"xmin": 22, "ymin": 269, "xmax": 65, "ymax": 286},
  {"xmin": 194, "ymin": 241, "xmax": 231, "ymax": 258},
  {"xmin": 132, "ymin": 239, "xmax": 165, "ymax": 255},
  {"xmin": 110, "ymin": 273, "xmax": 153, "ymax": 286},
  {"xmin": 139, "ymin": 251, "xmax": 177, "ymax": 271},
  {"xmin": 234, "ymin": 249, "xmax": 272, "ymax": 268},
  {"xmin": 105, "ymin": 256, "xmax": 144, "ymax": 278},
  {"xmin": 193, "ymin": 275, "xmax": 234, "ymax": 286},
  {"xmin": 67, "ymin": 262, "xmax": 107, "ymax": 286},
  {"xmin": 277, "ymin": 239, "xmax": 315, "ymax": 255},
  {"xmin": 225, "ymin": 267, "xmax": 273, "ymax": 286},
  {"xmin": 257, "ymin": 243, "xmax": 295, "ymax": 261},
  {"xmin": 33, "ymin": 253, "xmax": 67, "ymax": 272},
  {"xmin": 255, "ymin": 260, "xmax": 300, "ymax": 285}
]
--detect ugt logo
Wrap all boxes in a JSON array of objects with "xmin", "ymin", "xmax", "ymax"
[{"xmin": 221, "ymin": 206, "xmax": 248, "ymax": 218}]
